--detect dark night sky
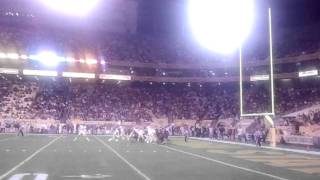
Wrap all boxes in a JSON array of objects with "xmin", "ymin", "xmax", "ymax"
[
  {"xmin": 271, "ymin": 0, "xmax": 320, "ymax": 27},
  {"xmin": 137, "ymin": 0, "xmax": 320, "ymax": 35}
]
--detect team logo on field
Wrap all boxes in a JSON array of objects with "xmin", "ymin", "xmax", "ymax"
[{"xmin": 8, "ymin": 173, "xmax": 48, "ymax": 180}]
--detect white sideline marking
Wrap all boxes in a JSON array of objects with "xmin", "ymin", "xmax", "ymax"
[
  {"xmin": 95, "ymin": 136, "xmax": 151, "ymax": 180},
  {"xmin": 161, "ymin": 145, "xmax": 289, "ymax": 180},
  {"xmin": 0, "ymin": 136, "xmax": 61, "ymax": 180},
  {"xmin": 191, "ymin": 137, "xmax": 320, "ymax": 156}
]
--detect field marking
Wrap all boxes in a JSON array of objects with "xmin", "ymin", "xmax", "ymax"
[
  {"xmin": 191, "ymin": 137, "xmax": 320, "ymax": 156},
  {"xmin": 0, "ymin": 136, "xmax": 62, "ymax": 180},
  {"xmin": 94, "ymin": 136, "xmax": 151, "ymax": 180},
  {"xmin": 73, "ymin": 136, "xmax": 78, "ymax": 142},
  {"xmin": 0, "ymin": 137, "xmax": 17, "ymax": 143},
  {"xmin": 63, "ymin": 174, "xmax": 112, "ymax": 178},
  {"xmin": 161, "ymin": 145, "xmax": 290, "ymax": 180}
]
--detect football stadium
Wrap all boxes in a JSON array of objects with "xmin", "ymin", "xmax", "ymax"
[{"xmin": 0, "ymin": 0, "xmax": 320, "ymax": 179}]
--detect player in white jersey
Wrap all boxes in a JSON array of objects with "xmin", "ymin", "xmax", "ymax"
[
  {"xmin": 137, "ymin": 128, "xmax": 145, "ymax": 142},
  {"xmin": 108, "ymin": 127, "xmax": 120, "ymax": 142},
  {"xmin": 78, "ymin": 125, "xmax": 87, "ymax": 136},
  {"xmin": 128, "ymin": 128, "xmax": 144, "ymax": 142},
  {"xmin": 119, "ymin": 126, "xmax": 126, "ymax": 140},
  {"xmin": 145, "ymin": 126, "xmax": 156, "ymax": 143}
]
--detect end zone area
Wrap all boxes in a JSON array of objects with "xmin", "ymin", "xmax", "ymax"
[{"xmin": 0, "ymin": 135, "xmax": 319, "ymax": 180}]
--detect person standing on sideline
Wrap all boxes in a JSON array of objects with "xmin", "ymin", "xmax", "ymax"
[
  {"xmin": 254, "ymin": 129, "xmax": 262, "ymax": 147},
  {"xmin": 184, "ymin": 128, "xmax": 189, "ymax": 142},
  {"xmin": 17, "ymin": 124, "xmax": 24, "ymax": 136}
]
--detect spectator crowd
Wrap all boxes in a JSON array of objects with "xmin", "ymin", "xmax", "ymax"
[{"xmin": 0, "ymin": 78, "xmax": 320, "ymax": 125}]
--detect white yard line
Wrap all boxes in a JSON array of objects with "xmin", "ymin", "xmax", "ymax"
[
  {"xmin": 161, "ymin": 145, "xmax": 290, "ymax": 180},
  {"xmin": 0, "ymin": 136, "xmax": 62, "ymax": 180},
  {"xmin": 95, "ymin": 136, "xmax": 151, "ymax": 180}
]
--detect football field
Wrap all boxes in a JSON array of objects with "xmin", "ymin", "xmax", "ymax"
[{"xmin": 0, "ymin": 134, "xmax": 319, "ymax": 180}]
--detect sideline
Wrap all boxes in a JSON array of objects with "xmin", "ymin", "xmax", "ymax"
[
  {"xmin": 190, "ymin": 137, "xmax": 320, "ymax": 156},
  {"xmin": 161, "ymin": 145, "xmax": 289, "ymax": 180}
]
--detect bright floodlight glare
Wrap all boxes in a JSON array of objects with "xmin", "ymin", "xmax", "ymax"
[
  {"xmin": 37, "ymin": 51, "xmax": 62, "ymax": 67},
  {"xmin": 188, "ymin": 0, "xmax": 255, "ymax": 54},
  {"xmin": 39, "ymin": 0, "xmax": 100, "ymax": 16}
]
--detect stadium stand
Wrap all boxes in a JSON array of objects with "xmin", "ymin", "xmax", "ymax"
[
  {"xmin": 0, "ymin": 17, "xmax": 320, "ymax": 147},
  {"xmin": 0, "ymin": 78, "xmax": 319, "ymax": 128}
]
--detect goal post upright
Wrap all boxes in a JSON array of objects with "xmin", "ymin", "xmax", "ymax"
[
  {"xmin": 239, "ymin": 7, "xmax": 276, "ymax": 147},
  {"xmin": 268, "ymin": 8, "xmax": 275, "ymax": 116}
]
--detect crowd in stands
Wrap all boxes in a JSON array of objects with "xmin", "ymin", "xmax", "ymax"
[{"xmin": 0, "ymin": 78, "xmax": 319, "ymax": 126}]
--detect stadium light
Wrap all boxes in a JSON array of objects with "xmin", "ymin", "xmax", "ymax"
[
  {"xmin": 250, "ymin": 75, "xmax": 270, "ymax": 81},
  {"xmin": 35, "ymin": 51, "xmax": 64, "ymax": 67},
  {"xmin": 20, "ymin": 54, "xmax": 29, "ymax": 60},
  {"xmin": 86, "ymin": 59, "xmax": 98, "ymax": 65},
  {"xmin": 62, "ymin": 72, "xmax": 95, "ymax": 79},
  {"xmin": 0, "ymin": 52, "xmax": 7, "ymax": 59},
  {"xmin": 99, "ymin": 74, "xmax": 131, "ymax": 81},
  {"xmin": 39, "ymin": 0, "xmax": 100, "ymax": 16},
  {"xmin": 66, "ymin": 57, "xmax": 76, "ymax": 62},
  {"xmin": 188, "ymin": 0, "xmax": 255, "ymax": 54},
  {"xmin": 299, "ymin": 70, "xmax": 318, "ymax": 77},
  {"xmin": 0, "ymin": 68, "xmax": 19, "ymax": 75},
  {"xmin": 23, "ymin": 69, "xmax": 58, "ymax": 77},
  {"xmin": 7, "ymin": 53, "xmax": 19, "ymax": 60}
]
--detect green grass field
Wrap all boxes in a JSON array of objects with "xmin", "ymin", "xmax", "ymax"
[{"xmin": 0, "ymin": 134, "xmax": 319, "ymax": 180}]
